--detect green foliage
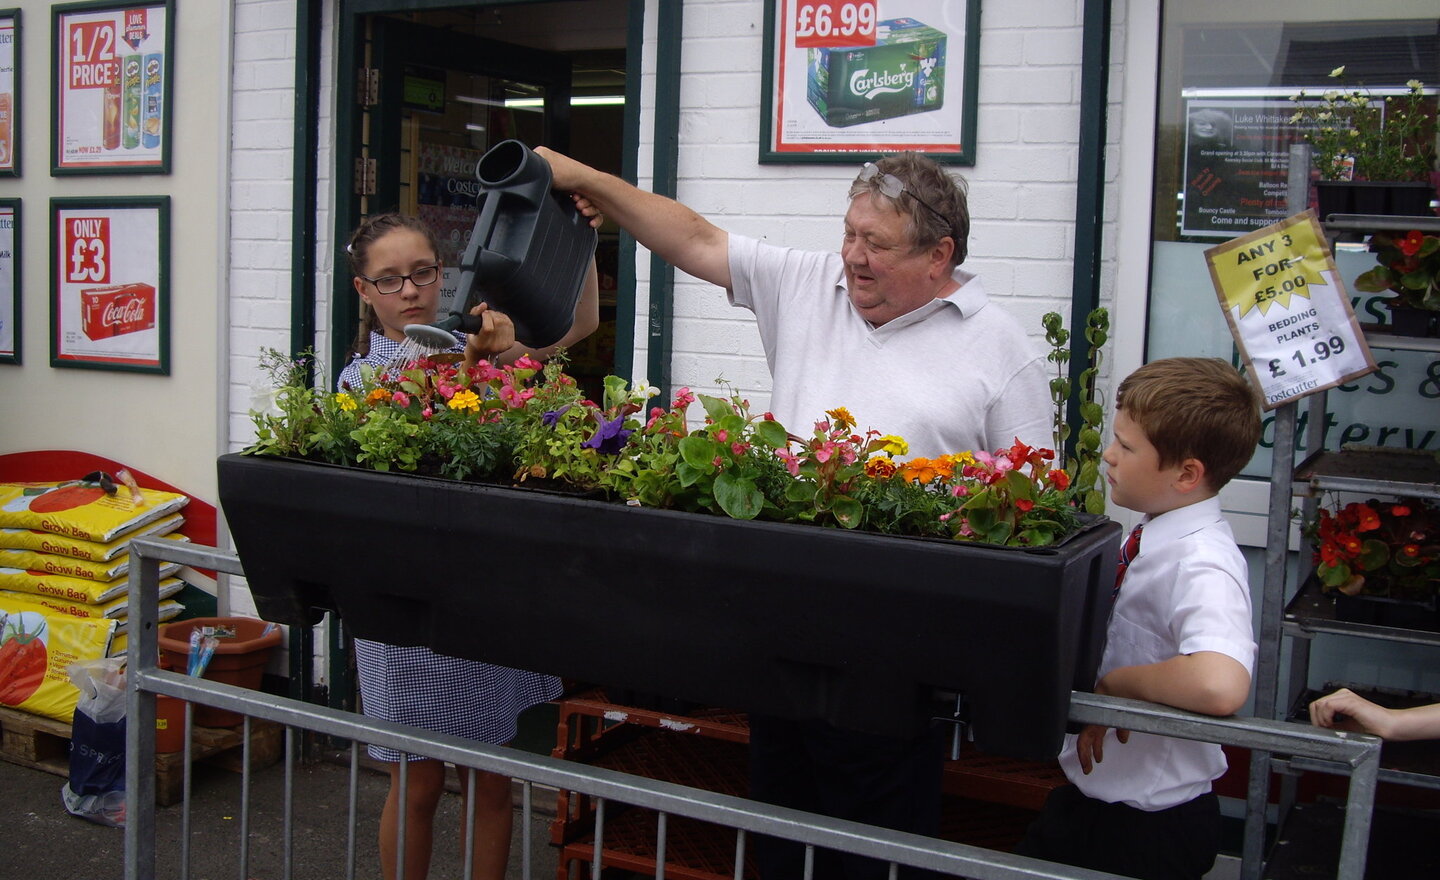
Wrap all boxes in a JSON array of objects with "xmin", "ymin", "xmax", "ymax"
[
  {"xmin": 243, "ymin": 352, "xmax": 1096, "ymax": 548},
  {"xmin": 1041, "ymin": 308, "xmax": 1110, "ymax": 515},
  {"xmin": 1289, "ymin": 72, "xmax": 1436, "ymax": 183}
]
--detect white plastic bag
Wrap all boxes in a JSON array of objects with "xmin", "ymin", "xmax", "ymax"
[{"xmin": 60, "ymin": 657, "xmax": 127, "ymax": 827}]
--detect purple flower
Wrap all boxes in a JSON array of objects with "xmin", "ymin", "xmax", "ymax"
[
  {"xmin": 542, "ymin": 404, "xmax": 572, "ymax": 427},
  {"xmin": 582, "ymin": 415, "xmax": 634, "ymax": 455}
]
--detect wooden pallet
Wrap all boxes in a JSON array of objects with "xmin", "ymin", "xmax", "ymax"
[{"xmin": 0, "ymin": 704, "xmax": 284, "ymax": 806}]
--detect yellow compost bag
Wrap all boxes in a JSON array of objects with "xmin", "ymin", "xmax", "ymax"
[
  {"xmin": 111, "ymin": 600, "xmax": 185, "ymax": 637},
  {"xmin": 0, "ymin": 577, "xmax": 184, "ymax": 619},
  {"xmin": 0, "ymin": 565, "xmax": 181, "ymax": 604},
  {"xmin": 0, "ymin": 532, "xmax": 191, "ymax": 581},
  {"xmin": 0, "ymin": 482, "xmax": 189, "ymax": 543},
  {"xmin": 0, "ymin": 513, "xmax": 187, "ymax": 561},
  {"xmin": 0, "ymin": 596, "xmax": 116, "ymax": 723}
]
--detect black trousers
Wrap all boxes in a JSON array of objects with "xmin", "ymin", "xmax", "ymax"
[
  {"xmin": 748, "ymin": 714, "xmax": 947, "ymax": 880},
  {"xmin": 1016, "ymin": 784, "xmax": 1221, "ymax": 880}
]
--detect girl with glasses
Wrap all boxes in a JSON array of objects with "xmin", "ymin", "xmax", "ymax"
[{"xmin": 337, "ymin": 212, "xmax": 598, "ymax": 880}]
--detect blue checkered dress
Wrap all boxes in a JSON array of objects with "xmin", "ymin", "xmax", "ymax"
[{"xmin": 339, "ymin": 331, "xmax": 561, "ymax": 760}]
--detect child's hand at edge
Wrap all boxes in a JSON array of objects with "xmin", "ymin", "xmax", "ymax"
[{"xmin": 1074, "ymin": 723, "xmax": 1130, "ymax": 774}]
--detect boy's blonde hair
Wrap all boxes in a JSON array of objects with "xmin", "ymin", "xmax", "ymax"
[{"xmin": 1115, "ymin": 358, "xmax": 1262, "ymax": 492}]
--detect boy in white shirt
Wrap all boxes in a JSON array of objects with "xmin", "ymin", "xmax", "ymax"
[{"xmin": 1018, "ymin": 357, "xmax": 1262, "ymax": 880}]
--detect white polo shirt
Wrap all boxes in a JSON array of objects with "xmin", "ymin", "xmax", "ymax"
[
  {"xmin": 726, "ymin": 234, "xmax": 1051, "ymax": 457},
  {"xmin": 1059, "ymin": 495, "xmax": 1257, "ymax": 810}
]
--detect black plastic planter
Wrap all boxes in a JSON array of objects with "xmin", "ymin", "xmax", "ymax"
[{"xmin": 217, "ymin": 453, "xmax": 1120, "ymax": 759}]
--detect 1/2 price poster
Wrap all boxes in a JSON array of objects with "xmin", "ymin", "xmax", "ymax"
[
  {"xmin": 761, "ymin": 0, "xmax": 980, "ymax": 161},
  {"xmin": 51, "ymin": 198, "xmax": 169, "ymax": 373},
  {"xmin": 1205, "ymin": 210, "xmax": 1375, "ymax": 410},
  {"xmin": 53, "ymin": 2, "xmax": 171, "ymax": 174}
]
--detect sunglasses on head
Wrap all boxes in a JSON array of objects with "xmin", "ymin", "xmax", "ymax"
[{"xmin": 858, "ymin": 163, "xmax": 952, "ymax": 236}]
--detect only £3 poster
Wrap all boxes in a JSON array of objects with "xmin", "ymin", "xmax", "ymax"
[{"xmin": 52, "ymin": 200, "xmax": 167, "ymax": 373}]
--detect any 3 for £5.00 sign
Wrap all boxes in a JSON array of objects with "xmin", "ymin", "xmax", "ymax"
[{"xmin": 1206, "ymin": 210, "xmax": 1376, "ymax": 410}]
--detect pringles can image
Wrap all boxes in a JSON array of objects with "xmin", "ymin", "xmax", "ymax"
[
  {"xmin": 81, "ymin": 283, "xmax": 156, "ymax": 341},
  {"xmin": 122, "ymin": 54, "xmax": 142, "ymax": 149},
  {"xmin": 142, "ymin": 53, "xmax": 162, "ymax": 149},
  {"xmin": 806, "ymin": 18, "xmax": 947, "ymax": 128},
  {"xmin": 103, "ymin": 74, "xmax": 121, "ymax": 151}
]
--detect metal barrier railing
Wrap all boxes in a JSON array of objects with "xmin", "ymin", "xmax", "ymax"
[{"xmin": 122, "ymin": 538, "xmax": 1382, "ymax": 880}]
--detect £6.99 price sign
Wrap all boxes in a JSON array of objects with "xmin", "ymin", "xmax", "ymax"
[
  {"xmin": 51, "ymin": 198, "xmax": 168, "ymax": 373},
  {"xmin": 1205, "ymin": 210, "xmax": 1376, "ymax": 410},
  {"xmin": 791, "ymin": 1, "xmax": 879, "ymax": 49}
]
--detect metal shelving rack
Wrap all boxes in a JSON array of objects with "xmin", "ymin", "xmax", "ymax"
[{"xmin": 1243, "ymin": 210, "xmax": 1440, "ymax": 880}]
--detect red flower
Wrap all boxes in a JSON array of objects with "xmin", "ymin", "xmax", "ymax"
[
  {"xmin": 1047, "ymin": 469, "xmax": 1071, "ymax": 490},
  {"xmin": 1015, "ymin": 499, "xmax": 1035, "ymax": 513},
  {"xmin": 1391, "ymin": 504, "xmax": 1411, "ymax": 517},
  {"xmin": 1401, "ymin": 544, "xmax": 1420, "ymax": 558},
  {"xmin": 1397, "ymin": 230, "xmax": 1424, "ymax": 257},
  {"xmin": 1354, "ymin": 505, "xmax": 1381, "ymax": 532}
]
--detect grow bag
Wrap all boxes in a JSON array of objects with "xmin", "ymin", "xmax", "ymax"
[{"xmin": 217, "ymin": 453, "xmax": 1120, "ymax": 759}]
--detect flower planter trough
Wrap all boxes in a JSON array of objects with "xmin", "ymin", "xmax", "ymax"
[{"xmin": 217, "ymin": 453, "xmax": 1120, "ymax": 760}]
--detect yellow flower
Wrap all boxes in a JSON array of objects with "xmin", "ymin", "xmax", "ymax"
[
  {"xmin": 447, "ymin": 389, "xmax": 481, "ymax": 413},
  {"xmin": 826, "ymin": 407, "xmax": 856, "ymax": 431},
  {"xmin": 952, "ymin": 451, "xmax": 977, "ymax": 467},
  {"xmin": 334, "ymin": 392, "xmax": 356, "ymax": 412},
  {"xmin": 879, "ymin": 434, "xmax": 908, "ymax": 456}
]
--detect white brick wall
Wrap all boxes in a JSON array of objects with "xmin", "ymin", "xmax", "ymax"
[
  {"xmin": 221, "ymin": 0, "xmax": 1125, "ymax": 477},
  {"xmin": 640, "ymin": 0, "xmax": 1112, "ymax": 413}
]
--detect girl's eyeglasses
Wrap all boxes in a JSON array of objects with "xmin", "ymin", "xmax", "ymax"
[
  {"xmin": 858, "ymin": 163, "xmax": 952, "ymax": 235},
  {"xmin": 359, "ymin": 264, "xmax": 441, "ymax": 295}
]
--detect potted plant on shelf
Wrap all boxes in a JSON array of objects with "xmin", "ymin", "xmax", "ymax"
[
  {"xmin": 1288, "ymin": 69, "xmax": 1437, "ymax": 218},
  {"xmin": 1308, "ymin": 496, "xmax": 1440, "ymax": 629},
  {"xmin": 222, "ymin": 314, "xmax": 1116, "ymax": 760},
  {"xmin": 1353, "ymin": 228, "xmax": 1440, "ymax": 337}
]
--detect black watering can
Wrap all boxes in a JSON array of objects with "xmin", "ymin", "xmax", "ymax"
[{"xmin": 404, "ymin": 139, "xmax": 597, "ymax": 350}]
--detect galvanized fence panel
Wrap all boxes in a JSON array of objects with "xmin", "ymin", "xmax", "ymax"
[{"xmin": 123, "ymin": 539, "xmax": 1381, "ymax": 880}]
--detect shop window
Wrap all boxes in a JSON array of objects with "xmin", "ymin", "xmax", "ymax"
[{"xmin": 1147, "ymin": 8, "xmax": 1439, "ymax": 479}]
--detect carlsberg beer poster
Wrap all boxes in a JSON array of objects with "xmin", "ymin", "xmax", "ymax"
[
  {"xmin": 765, "ymin": 1, "xmax": 977, "ymax": 158},
  {"xmin": 1206, "ymin": 210, "xmax": 1376, "ymax": 410}
]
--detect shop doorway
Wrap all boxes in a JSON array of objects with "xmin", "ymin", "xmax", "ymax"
[{"xmin": 333, "ymin": 4, "xmax": 630, "ymax": 396}]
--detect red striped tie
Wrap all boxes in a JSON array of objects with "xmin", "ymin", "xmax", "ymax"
[{"xmin": 1113, "ymin": 524, "xmax": 1144, "ymax": 600}]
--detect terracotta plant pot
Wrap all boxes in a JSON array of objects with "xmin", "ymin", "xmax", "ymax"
[
  {"xmin": 217, "ymin": 453, "xmax": 1120, "ymax": 760},
  {"xmin": 157, "ymin": 616, "xmax": 282, "ymax": 727}
]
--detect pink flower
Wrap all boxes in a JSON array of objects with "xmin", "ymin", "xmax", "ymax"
[
  {"xmin": 731, "ymin": 442, "xmax": 746, "ymax": 456},
  {"xmin": 776, "ymin": 449, "xmax": 801, "ymax": 477},
  {"xmin": 716, "ymin": 429, "xmax": 729, "ymax": 442},
  {"xmin": 392, "ymin": 391, "xmax": 411, "ymax": 408},
  {"xmin": 421, "ymin": 406, "xmax": 433, "ymax": 419},
  {"xmin": 673, "ymin": 387, "xmax": 695, "ymax": 409},
  {"xmin": 712, "ymin": 456, "xmax": 724, "ymax": 468}
]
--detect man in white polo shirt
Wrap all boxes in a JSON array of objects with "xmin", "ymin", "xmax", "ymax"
[{"xmin": 538, "ymin": 146, "xmax": 1051, "ymax": 879}]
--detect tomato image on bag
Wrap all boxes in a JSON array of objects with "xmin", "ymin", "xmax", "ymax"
[
  {"xmin": 0, "ymin": 598, "xmax": 116, "ymax": 722},
  {"xmin": 0, "ymin": 611, "xmax": 48, "ymax": 705}
]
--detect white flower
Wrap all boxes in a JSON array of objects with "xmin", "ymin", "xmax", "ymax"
[
  {"xmin": 1329, "ymin": 66, "xmax": 1345, "ymax": 78},
  {"xmin": 250, "ymin": 382, "xmax": 282, "ymax": 417},
  {"xmin": 1407, "ymin": 79, "xmax": 1423, "ymax": 91}
]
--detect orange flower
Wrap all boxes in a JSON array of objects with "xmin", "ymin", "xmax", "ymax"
[
  {"xmin": 865, "ymin": 457, "xmax": 898, "ymax": 479},
  {"xmin": 366, "ymin": 388, "xmax": 392, "ymax": 405},
  {"xmin": 899, "ymin": 456, "xmax": 956, "ymax": 484}
]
